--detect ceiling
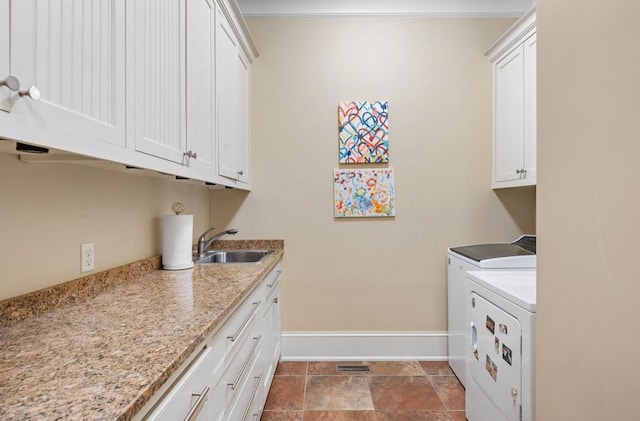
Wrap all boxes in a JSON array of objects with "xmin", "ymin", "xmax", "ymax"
[{"xmin": 235, "ymin": 0, "xmax": 535, "ymax": 18}]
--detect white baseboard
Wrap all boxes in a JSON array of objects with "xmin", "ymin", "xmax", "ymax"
[{"xmin": 281, "ymin": 331, "xmax": 448, "ymax": 361}]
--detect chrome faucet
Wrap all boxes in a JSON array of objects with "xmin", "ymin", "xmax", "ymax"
[{"xmin": 197, "ymin": 228, "xmax": 239, "ymax": 259}]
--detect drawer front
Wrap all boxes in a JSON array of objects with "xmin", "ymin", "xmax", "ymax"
[
  {"xmin": 146, "ymin": 346, "xmax": 213, "ymax": 421},
  {"xmin": 262, "ymin": 263, "xmax": 283, "ymax": 306},
  {"xmin": 223, "ymin": 347, "xmax": 264, "ymax": 421},
  {"xmin": 209, "ymin": 286, "xmax": 263, "ymax": 387},
  {"xmin": 210, "ymin": 330, "xmax": 262, "ymax": 418},
  {"xmin": 263, "ymin": 286, "xmax": 282, "ymax": 390},
  {"xmin": 216, "ymin": 288, "xmax": 264, "ymax": 363},
  {"xmin": 259, "ymin": 263, "xmax": 282, "ymax": 399}
]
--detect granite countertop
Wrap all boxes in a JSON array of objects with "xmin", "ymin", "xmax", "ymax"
[{"xmin": 0, "ymin": 240, "xmax": 283, "ymax": 420}]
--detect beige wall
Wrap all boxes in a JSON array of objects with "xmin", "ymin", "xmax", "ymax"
[
  {"xmin": 537, "ymin": 1, "xmax": 640, "ymax": 419},
  {"xmin": 211, "ymin": 17, "xmax": 536, "ymax": 332},
  {"xmin": 0, "ymin": 149, "xmax": 210, "ymax": 300}
]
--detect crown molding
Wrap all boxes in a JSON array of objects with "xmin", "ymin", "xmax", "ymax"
[
  {"xmin": 219, "ymin": 0, "xmax": 259, "ymax": 61},
  {"xmin": 236, "ymin": 0, "xmax": 535, "ymax": 18},
  {"xmin": 485, "ymin": 6, "xmax": 536, "ymax": 60}
]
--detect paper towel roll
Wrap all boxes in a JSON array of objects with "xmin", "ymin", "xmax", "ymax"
[{"xmin": 162, "ymin": 214, "xmax": 194, "ymax": 270}]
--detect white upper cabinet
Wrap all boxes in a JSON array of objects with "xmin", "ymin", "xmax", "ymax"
[
  {"xmin": 486, "ymin": 7, "xmax": 536, "ymax": 189},
  {"xmin": 1, "ymin": 0, "xmax": 126, "ymax": 149},
  {"xmin": 185, "ymin": 0, "xmax": 217, "ymax": 172},
  {"xmin": 216, "ymin": 5, "xmax": 250, "ymax": 184},
  {"xmin": 129, "ymin": 0, "xmax": 217, "ymax": 173},
  {"xmin": 0, "ymin": 0, "xmax": 257, "ymax": 187},
  {"xmin": 129, "ymin": 0, "xmax": 254, "ymax": 181},
  {"xmin": 523, "ymin": 33, "xmax": 537, "ymax": 183},
  {"xmin": 494, "ymin": 44, "xmax": 525, "ymax": 184},
  {"xmin": 0, "ymin": 0, "xmax": 10, "ymax": 112},
  {"xmin": 129, "ymin": 0, "xmax": 187, "ymax": 164}
]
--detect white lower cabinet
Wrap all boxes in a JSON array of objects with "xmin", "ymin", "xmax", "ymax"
[
  {"xmin": 137, "ymin": 261, "xmax": 282, "ymax": 421},
  {"xmin": 260, "ymin": 266, "xmax": 282, "ymax": 394},
  {"xmin": 214, "ymin": 346, "xmax": 263, "ymax": 420},
  {"xmin": 209, "ymin": 293, "xmax": 262, "ymax": 419},
  {"xmin": 145, "ymin": 346, "xmax": 214, "ymax": 420}
]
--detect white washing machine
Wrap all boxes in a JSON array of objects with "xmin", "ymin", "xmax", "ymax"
[
  {"xmin": 465, "ymin": 270, "xmax": 536, "ymax": 421},
  {"xmin": 447, "ymin": 235, "xmax": 535, "ymax": 387}
]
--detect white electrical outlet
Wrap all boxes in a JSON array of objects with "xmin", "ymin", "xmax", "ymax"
[{"xmin": 81, "ymin": 242, "xmax": 95, "ymax": 272}]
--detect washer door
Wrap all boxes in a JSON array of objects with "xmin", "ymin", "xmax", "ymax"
[{"xmin": 469, "ymin": 292, "xmax": 522, "ymax": 421}]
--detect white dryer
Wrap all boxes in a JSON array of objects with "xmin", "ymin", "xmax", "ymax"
[
  {"xmin": 465, "ymin": 270, "xmax": 536, "ymax": 421},
  {"xmin": 447, "ymin": 235, "xmax": 535, "ymax": 387}
]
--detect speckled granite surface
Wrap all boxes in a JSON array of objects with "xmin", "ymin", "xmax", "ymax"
[
  {"xmin": 208, "ymin": 239, "xmax": 284, "ymax": 251},
  {"xmin": 0, "ymin": 256, "xmax": 162, "ymax": 327},
  {"xmin": 0, "ymin": 241, "xmax": 283, "ymax": 420}
]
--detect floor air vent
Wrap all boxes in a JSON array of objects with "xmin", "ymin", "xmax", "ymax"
[{"xmin": 336, "ymin": 365, "xmax": 371, "ymax": 372}]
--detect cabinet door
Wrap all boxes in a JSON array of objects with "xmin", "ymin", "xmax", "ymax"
[
  {"xmin": 494, "ymin": 44, "xmax": 525, "ymax": 184},
  {"xmin": 9, "ymin": 0, "xmax": 126, "ymax": 146},
  {"xmin": 216, "ymin": 8, "xmax": 250, "ymax": 183},
  {"xmin": 185, "ymin": 0, "xmax": 216, "ymax": 172},
  {"xmin": 523, "ymin": 33, "xmax": 537, "ymax": 181},
  {"xmin": 235, "ymin": 52, "xmax": 250, "ymax": 184},
  {"xmin": 0, "ymin": 0, "xmax": 10, "ymax": 112},
  {"xmin": 260, "ymin": 293, "xmax": 278, "ymax": 390},
  {"xmin": 271, "ymin": 287, "xmax": 281, "ymax": 364},
  {"xmin": 131, "ymin": 0, "xmax": 186, "ymax": 163}
]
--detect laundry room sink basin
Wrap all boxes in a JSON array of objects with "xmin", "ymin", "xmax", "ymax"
[{"xmin": 195, "ymin": 250, "xmax": 272, "ymax": 264}]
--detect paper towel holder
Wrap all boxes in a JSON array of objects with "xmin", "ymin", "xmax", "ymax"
[
  {"xmin": 171, "ymin": 202, "xmax": 186, "ymax": 215},
  {"xmin": 162, "ymin": 209, "xmax": 194, "ymax": 270}
]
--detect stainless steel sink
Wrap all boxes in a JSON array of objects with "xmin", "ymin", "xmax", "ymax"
[{"xmin": 195, "ymin": 249, "xmax": 273, "ymax": 264}]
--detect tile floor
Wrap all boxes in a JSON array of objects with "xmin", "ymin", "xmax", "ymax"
[{"xmin": 262, "ymin": 361, "xmax": 465, "ymax": 421}]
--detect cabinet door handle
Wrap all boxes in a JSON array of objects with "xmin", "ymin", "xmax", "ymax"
[
  {"xmin": 18, "ymin": 85, "xmax": 40, "ymax": 101},
  {"xmin": 228, "ymin": 335, "xmax": 261, "ymax": 391},
  {"xmin": 273, "ymin": 297, "xmax": 278, "ymax": 304},
  {"xmin": 267, "ymin": 279, "xmax": 279, "ymax": 289},
  {"xmin": 0, "ymin": 75, "xmax": 20, "ymax": 92},
  {"xmin": 184, "ymin": 150, "xmax": 198, "ymax": 159},
  {"xmin": 267, "ymin": 271, "xmax": 282, "ymax": 289},
  {"xmin": 238, "ymin": 169, "xmax": 244, "ymax": 176},
  {"xmin": 228, "ymin": 301, "xmax": 261, "ymax": 343},
  {"xmin": 241, "ymin": 374, "xmax": 263, "ymax": 421},
  {"xmin": 183, "ymin": 386, "xmax": 210, "ymax": 421}
]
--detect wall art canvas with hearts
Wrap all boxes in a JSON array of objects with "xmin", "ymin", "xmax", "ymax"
[
  {"xmin": 333, "ymin": 168, "xmax": 395, "ymax": 217},
  {"xmin": 338, "ymin": 100, "xmax": 389, "ymax": 164}
]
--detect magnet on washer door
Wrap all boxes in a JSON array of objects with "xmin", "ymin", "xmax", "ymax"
[
  {"xmin": 502, "ymin": 343, "xmax": 513, "ymax": 366},
  {"xmin": 499, "ymin": 323, "xmax": 508, "ymax": 334},
  {"xmin": 486, "ymin": 316, "xmax": 495, "ymax": 334},
  {"xmin": 486, "ymin": 355, "xmax": 498, "ymax": 381}
]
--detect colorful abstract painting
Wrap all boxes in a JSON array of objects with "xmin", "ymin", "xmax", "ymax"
[
  {"xmin": 334, "ymin": 168, "xmax": 395, "ymax": 218},
  {"xmin": 338, "ymin": 101, "xmax": 389, "ymax": 163}
]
